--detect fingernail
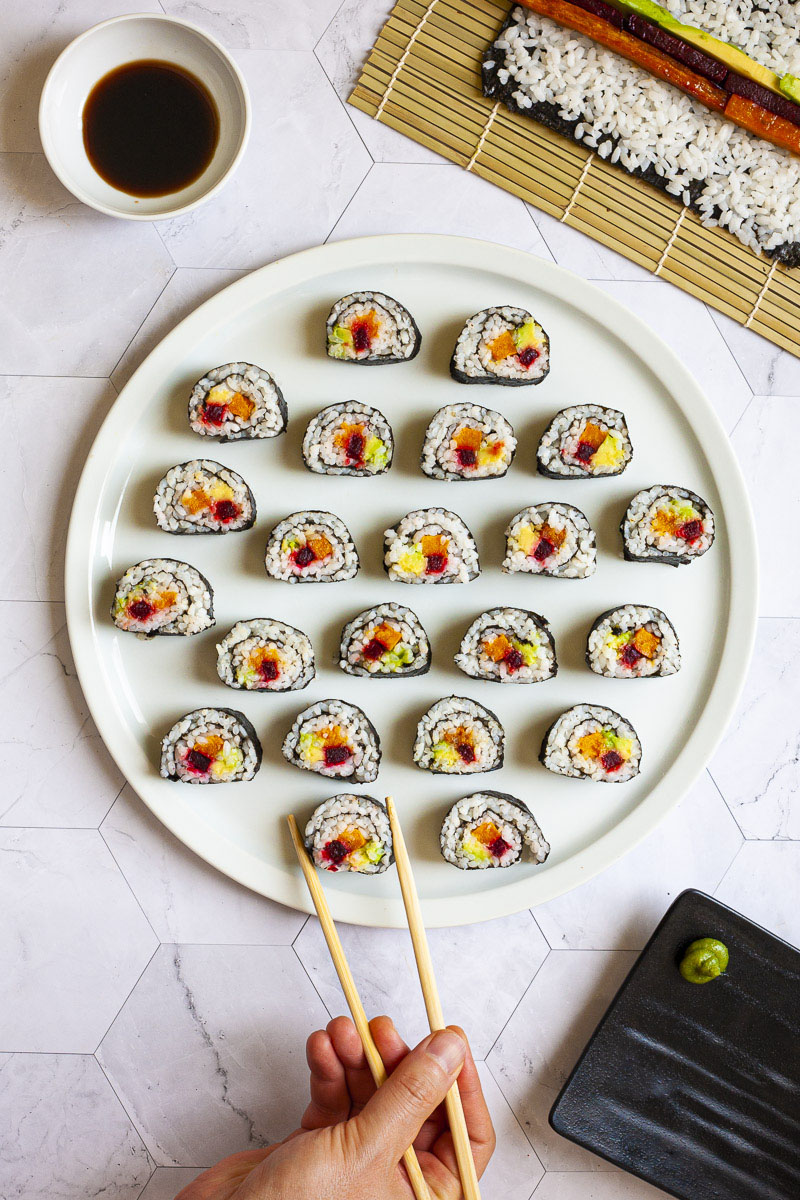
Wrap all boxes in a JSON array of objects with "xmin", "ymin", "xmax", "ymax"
[{"xmin": 426, "ymin": 1029, "xmax": 466, "ymax": 1074}]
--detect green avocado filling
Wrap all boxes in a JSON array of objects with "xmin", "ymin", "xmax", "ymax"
[
  {"xmin": 432, "ymin": 741, "xmax": 459, "ymax": 769},
  {"xmin": 364, "ymin": 435, "xmax": 389, "ymax": 470},
  {"xmin": 513, "ymin": 320, "xmax": 541, "ymax": 351},
  {"xmin": 328, "ymin": 324, "xmax": 354, "ymax": 359},
  {"xmin": 679, "ymin": 937, "xmax": 729, "ymax": 984},
  {"xmin": 380, "ymin": 644, "xmax": 414, "ymax": 671},
  {"xmin": 349, "ymin": 840, "xmax": 385, "ymax": 870},
  {"xmin": 781, "ymin": 73, "xmax": 800, "ymax": 103}
]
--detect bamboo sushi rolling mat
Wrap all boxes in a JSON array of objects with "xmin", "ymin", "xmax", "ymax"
[{"xmin": 350, "ymin": 0, "xmax": 800, "ymax": 358}]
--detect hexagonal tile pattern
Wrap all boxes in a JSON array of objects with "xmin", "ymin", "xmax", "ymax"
[
  {"xmin": 0, "ymin": 154, "xmax": 174, "ymax": 376},
  {"xmin": 161, "ymin": 0, "xmax": 343, "ymax": 50},
  {"xmin": 0, "ymin": 603, "xmax": 124, "ymax": 828},
  {"xmin": 98, "ymin": 943, "xmax": 328, "ymax": 1166},
  {"xmin": 478, "ymin": 1063, "xmax": 544, "ymax": 1200},
  {"xmin": 295, "ymin": 911, "xmax": 549, "ymax": 1058},
  {"xmin": 0, "ymin": 377, "xmax": 115, "ymax": 602},
  {"xmin": 316, "ymin": 0, "xmax": 442, "ymax": 165},
  {"xmin": 533, "ymin": 773, "xmax": 742, "ymax": 950},
  {"xmin": 488, "ymin": 951, "xmax": 637, "ymax": 1171},
  {"xmin": 714, "ymin": 842, "xmax": 800, "ymax": 946},
  {"xmin": 0, "ymin": 1053, "xmax": 153, "ymax": 1198},
  {"xmin": 709, "ymin": 620, "xmax": 800, "ymax": 840},
  {"xmin": 730, "ymin": 396, "xmax": 799, "ymax": 617},
  {"xmin": 0, "ymin": 828, "xmax": 157, "ymax": 1051},
  {"xmin": 708, "ymin": 307, "xmax": 800, "ymax": 398},
  {"xmin": 328, "ymin": 162, "xmax": 552, "ymax": 258},
  {"xmin": 102, "ymin": 786, "xmax": 306, "ymax": 943},
  {"xmin": 158, "ymin": 51, "xmax": 371, "ymax": 269}
]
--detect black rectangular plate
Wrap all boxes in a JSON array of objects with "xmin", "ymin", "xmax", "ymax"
[{"xmin": 550, "ymin": 889, "xmax": 800, "ymax": 1200}]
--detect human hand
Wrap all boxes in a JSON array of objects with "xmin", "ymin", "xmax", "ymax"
[{"xmin": 177, "ymin": 1014, "xmax": 495, "ymax": 1200}]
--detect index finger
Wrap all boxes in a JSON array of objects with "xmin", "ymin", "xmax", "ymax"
[{"xmin": 433, "ymin": 1026, "xmax": 496, "ymax": 1177}]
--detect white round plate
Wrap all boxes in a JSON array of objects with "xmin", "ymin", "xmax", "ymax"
[{"xmin": 66, "ymin": 235, "xmax": 757, "ymax": 927}]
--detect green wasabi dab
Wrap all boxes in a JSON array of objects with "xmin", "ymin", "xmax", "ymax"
[{"xmin": 679, "ymin": 937, "xmax": 729, "ymax": 984}]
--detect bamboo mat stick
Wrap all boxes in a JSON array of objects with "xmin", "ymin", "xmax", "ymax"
[
  {"xmin": 286, "ymin": 815, "xmax": 432, "ymax": 1200},
  {"xmin": 385, "ymin": 796, "xmax": 482, "ymax": 1200}
]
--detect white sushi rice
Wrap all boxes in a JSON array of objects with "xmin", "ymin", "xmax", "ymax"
[
  {"xmin": 188, "ymin": 362, "xmax": 286, "ymax": 440},
  {"xmin": 111, "ymin": 558, "xmax": 214, "ymax": 636},
  {"xmin": 339, "ymin": 602, "xmax": 430, "ymax": 676},
  {"xmin": 503, "ymin": 503, "xmax": 597, "ymax": 578},
  {"xmin": 216, "ymin": 619, "xmax": 315, "ymax": 691},
  {"xmin": 538, "ymin": 405, "xmax": 632, "ymax": 478},
  {"xmin": 491, "ymin": 7, "xmax": 800, "ymax": 257},
  {"xmin": 302, "ymin": 402, "xmax": 394, "ymax": 475},
  {"xmin": 414, "ymin": 696, "xmax": 505, "ymax": 773},
  {"xmin": 154, "ymin": 460, "xmax": 255, "ymax": 533},
  {"xmin": 421, "ymin": 403, "xmax": 517, "ymax": 479},
  {"xmin": 326, "ymin": 292, "xmax": 419, "ymax": 361},
  {"xmin": 265, "ymin": 511, "xmax": 359, "ymax": 582},
  {"xmin": 660, "ymin": 0, "xmax": 800, "ymax": 77},
  {"xmin": 304, "ymin": 794, "xmax": 393, "ymax": 874},
  {"xmin": 587, "ymin": 604, "xmax": 681, "ymax": 677},
  {"xmin": 541, "ymin": 703, "xmax": 642, "ymax": 782},
  {"xmin": 160, "ymin": 708, "xmax": 260, "ymax": 783},
  {"xmin": 440, "ymin": 791, "xmax": 550, "ymax": 869},
  {"xmin": 623, "ymin": 485, "xmax": 715, "ymax": 562},
  {"xmin": 452, "ymin": 307, "xmax": 550, "ymax": 381},
  {"xmin": 282, "ymin": 699, "xmax": 380, "ymax": 782},
  {"xmin": 456, "ymin": 607, "xmax": 557, "ymax": 683},
  {"xmin": 384, "ymin": 508, "xmax": 481, "ymax": 583}
]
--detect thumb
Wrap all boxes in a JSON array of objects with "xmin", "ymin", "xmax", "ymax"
[{"xmin": 353, "ymin": 1029, "xmax": 466, "ymax": 1162}]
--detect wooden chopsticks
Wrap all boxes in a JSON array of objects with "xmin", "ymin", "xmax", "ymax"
[
  {"xmin": 286, "ymin": 814, "xmax": 432, "ymax": 1200},
  {"xmin": 288, "ymin": 803, "xmax": 482, "ymax": 1200},
  {"xmin": 386, "ymin": 795, "xmax": 482, "ymax": 1200}
]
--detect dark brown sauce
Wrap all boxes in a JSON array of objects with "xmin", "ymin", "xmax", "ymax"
[{"xmin": 83, "ymin": 60, "xmax": 220, "ymax": 198}]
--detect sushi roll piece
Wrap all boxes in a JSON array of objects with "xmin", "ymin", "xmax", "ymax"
[
  {"xmin": 153, "ymin": 460, "xmax": 256, "ymax": 534},
  {"xmin": 326, "ymin": 291, "xmax": 421, "ymax": 364},
  {"xmin": 414, "ymin": 696, "xmax": 504, "ymax": 775},
  {"xmin": 440, "ymin": 791, "xmax": 550, "ymax": 870},
  {"xmin": 421, "ymin": 403, "xmax": 516, "ymax": 480},
  {"xmin": 540, "ymin": 703, "xmax": 642, "ymax": 783},
  {"xmin": 384, "ymin": 508, "xmax": 480, "ymax": 584},
  {"xmin": 537, "ymin": 405, "xmax": 632, "ymax": 478},
  {"xmin": 216, "ymin": 619, "xmax": 315, "ymax": 692},
  {"xmin": 188, "ymin": 362, "xmax": 287, "ymax": 441},
  {"xmin": 304, "ymin": 794, "xmax": 393, "ymax": 874},
  {"xmin": 265, "ymin": 511, "xmax": 358, "ymax": 583},
  {"xmin": 282, "ymin": 699, "xmax": 380, "ymax": 783},
  {"xmin": 622, "ymin": 485, "xmax": 715, "ymax": 566},
  {"xmin": 339, "ymin": 603, "xmax": 431, "ymax": 678},
  {"xmin": 160, "ymin": 707, "xmax": 261, "ymax": 783},
  {"xmin": 111, "ymin": 558, "xmax": 214, "ymax": 637},
  {"xmin": 503, "ymin": 503, "xmax": 596, "ymax": 578},
  {"xmin": 302, "ymin": 402, "xmax": 393, "ymax": 476},
  {"xmin": 450, "ymin": 307, "xmax": 549, "ymax": 386},
  {"xmin": 455, "ymin": 607, "xmax": 557, "ymax": 684},
  {"xmin": 587, "ymin": 605, "xmax": 680, "ymax": 678}
]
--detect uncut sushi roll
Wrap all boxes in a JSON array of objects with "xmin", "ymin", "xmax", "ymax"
[
  {"xmin": 587, "ymin": 605, "xmax": 680, "ymax": 678},
  {"xmin": 540, "ymin": 704, "xmax": 641, "ymax": 783},
  {"xmin": 414, "ymin": 696, "xmax": 504, "ymax": 775},
  {"xmin": 326, "ymin": 291, "xmax": 421, "ymax": 363},
  {"xmin": 421, "ymin": 403, "xmax": 516, "ymax": 480},
  {"xmin": 450, "ymin": 307, "xmax": 549, "ymax": 386},
  {"xmin": 282, "ymin": 699, "xmax": 380, "ymax": 783},
  {"xmin": 216, "ymin": 619, "xmax": 315, "ymax": 692},
  {"xmin": 384, "ymin": 508, "xmax": 480, "ymax": 584},
  {"xmin": 537, "ymin": 405, "xmax": 632, "ymax": 479},
  {"xmin": 503, "ymin": 503, "xmax": 596, "ymax": 578},
  {"xmin": 111, "ymin": 558, "xmax": 214, "ymax": 637},
  {"xmin": 160, "ymin": 707, "xmax": 261, "ymax": 783},
  {"xmin": 265, "ymin": 511, "xmax": 358, "ymax": 583},
  {"xmin": 304, "ymin": 794, "xmax": 393, "ymax": 874},
  {"xmin": 622, "ymin": 485, "xmax": 715, "ymax": 566},
  {"xmin": 440, "ymin": 791, "xmax": 550, "ymax": 870},
  {"xmin": 188, "ymin": 363, "xmax": 287, "ymax": 441},
  {"xmin": 456, "ymin": 607, "xmax": 557, "ymax": 684},
  {"xmin": 154, "ymin": 460, "xmax": 256, "ymax": 534},
  {"xmin": 339, "ymin": 603, "xmax": 430, "ymax": 678},
  {"xmin": 302, "ymin": 402, "xmax": 393, "ymax": 476}
]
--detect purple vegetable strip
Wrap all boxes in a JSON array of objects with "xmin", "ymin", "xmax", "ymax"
[
  {"xmin": 565, "ymin": 0, "xmax": 624, "ymax": 28},
  {"xmin": 624, "ymin": 12, "xmax": 728, "ymax": 83},
  {"xmin": 724, "ymin": 71, "xmax": 800, "ymax": 127}
]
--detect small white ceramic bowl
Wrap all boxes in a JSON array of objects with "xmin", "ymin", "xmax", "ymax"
[{"xmin": 39, "ymin": 13, "xmax": 250, "ymax": 220}]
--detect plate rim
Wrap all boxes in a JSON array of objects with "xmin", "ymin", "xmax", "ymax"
[{"xmin": 65, "ymin": 233, "xmax": 758, "ymax": 927}]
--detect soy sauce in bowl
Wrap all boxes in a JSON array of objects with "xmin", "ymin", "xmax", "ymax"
[{"xmin": 83, "ymin": 60, "xmax": 220, "ymax": 197}]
